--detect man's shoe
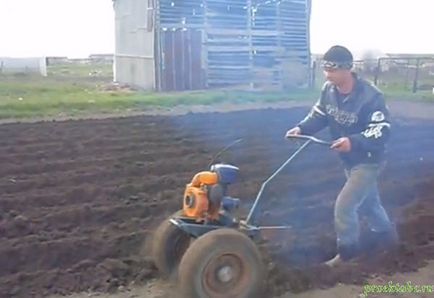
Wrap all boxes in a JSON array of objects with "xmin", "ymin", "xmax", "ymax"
[
  {"xmin": 324, "ymin": 253, "xmax": 344, "ymax": 267},
  {"xmin": 375, "ymin": 227, "xmax": 399, "ymax": 252},
  {"xmin": 324, "ymin": 243, "xmax": 359, "ymax": 267},
  {"xmin": 361, "ymin": 225, "xmax": 399, "ymax": 254}
]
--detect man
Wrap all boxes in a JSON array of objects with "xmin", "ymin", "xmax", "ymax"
[{"xmin": 286, "ymin": 45, "xmax": 398, "ymax": 267}]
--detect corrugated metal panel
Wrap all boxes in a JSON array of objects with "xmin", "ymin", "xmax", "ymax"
[
  {"xmin": 159, "ymin": 29, "xmax": 204, "ymax": 90},
  {"xmin": 156, "ymin": 0, "xmax": 205, "ymax": 90},
  {"xmin": 157, "ymin": 0, "xmax": 204, "ymax": 28},
  {"xmin": 250, "ymin": 0, "xmax": 311, "ymax": 89},
  {"xmin": 202, "ymin": 0, "xmax": 311, "ymax": 88},
  {"xmin": 204, "ymin": 0, "xmax": 251, "ymax": 88}
]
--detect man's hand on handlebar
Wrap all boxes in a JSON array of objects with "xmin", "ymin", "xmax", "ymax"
[
  {"xmin": 330, "ymin": 137, "xmax": 352, "ymax": 152},
  {"xmin": 285, "ymin": 127, "xmax": 301, "ymax": 138},
  {"xmin": 285, "ymin": 129, "xmax": 350, "ymax": 150}
]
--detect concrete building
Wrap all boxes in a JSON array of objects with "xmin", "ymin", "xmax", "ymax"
[
  {"xmin": 0, "ymin": 57, "xmax": 47, "ymax": 76},
  {"xmin": 113, "ymin": 0, "xmax": 312, "ymax": 91},
  {"xmin": 89, "ymin": 54, "xmax": 114, "ymax": 64},
  {"xmin": 46, "ymin": 56, "xmax": 69, "ymax": 66}
]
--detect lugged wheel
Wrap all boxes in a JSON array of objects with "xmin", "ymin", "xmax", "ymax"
[
  {"xmin": 152, "ymin": 210, "xmax": 191, "ymax": 278},
  {"xmin": 177, "ymin": 228, "xmax": 265, "ymax": 298}
]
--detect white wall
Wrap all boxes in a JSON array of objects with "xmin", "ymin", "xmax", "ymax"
[
  {"xmin": 113, "ymin": 0, "xmax": 155, "ymax": 90},
  {"xmin": 0, "ymin": 57, "xmax": 47, "ymax": 76}
]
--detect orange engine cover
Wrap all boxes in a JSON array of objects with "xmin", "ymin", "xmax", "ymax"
[
  {"xmin": 183, "ymin": 185, "xmax": 209, "ymax": 219},
  {"xmin": 182, "ymin": 171, "xmax": 220, "ymax": 220},
  {"xmin": 183, "ymin": 184, "xmax": 219, "ymax": 220}
]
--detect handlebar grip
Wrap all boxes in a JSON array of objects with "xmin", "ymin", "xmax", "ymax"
[{"xmin": 286, "ymin": 134, "xmax": 332, "ymax": 146}]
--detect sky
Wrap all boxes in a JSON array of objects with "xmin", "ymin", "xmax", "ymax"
[{"xmin": 0, "ymin": 0, "xmax": 433, "ymax": 58}]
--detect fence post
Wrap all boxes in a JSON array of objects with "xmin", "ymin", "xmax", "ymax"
[
  {"xmin": 405, "ymin": 60, "xmax": 410, "ymax": 89},
  {"xmin": 374, "ymin": 58, "xmax": 381, "ymax": 85},
  {"xmin": 311, "ymin": 60, "xmax": 316, "ymax": 89},
  {"xmin": 412, "ymin": 58, "xmax": 420, "ymax": 93}
]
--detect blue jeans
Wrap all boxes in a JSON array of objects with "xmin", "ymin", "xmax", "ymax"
[{"xmin": 335, "ymin": 163, "xmax": 393, "ymax": 248}]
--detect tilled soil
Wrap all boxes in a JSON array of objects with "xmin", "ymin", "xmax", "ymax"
[{"xmin": 0, "ymin": 105, "xmax": 433, "ymax": 298}]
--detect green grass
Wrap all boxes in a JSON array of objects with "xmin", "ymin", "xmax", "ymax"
[
  {"xmin": 0, "ymin": 65, "xmax": 317, "ymax": 119},
  {"xmin": 0, "ymin": 64, "xmax": 432, "ymax": 120},
  {"xmin": 0, "ymin": 80, "xmax": 316, "ymax": 119}
]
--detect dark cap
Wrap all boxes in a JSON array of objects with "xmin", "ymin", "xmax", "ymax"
[{"xmin": 322, "ymin": 45, "xmax": 353, "ymax": 69}]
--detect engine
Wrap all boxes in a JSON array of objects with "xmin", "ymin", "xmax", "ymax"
[{"xmin": 183, "ymin": 164, "xmax": 240, "ymax": 221}]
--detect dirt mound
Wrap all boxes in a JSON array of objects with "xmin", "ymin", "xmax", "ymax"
[{"xmin": 0, "ymin": 107, "xmax": 433, "ymax": 297}]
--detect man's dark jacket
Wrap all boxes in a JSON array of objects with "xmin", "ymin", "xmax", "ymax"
[{"xmin": 297, "ymin": 74, "xmax": 391, "ymax": 168}]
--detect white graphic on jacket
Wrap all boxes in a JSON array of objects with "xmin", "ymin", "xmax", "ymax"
[
  {"xmin": 325, "ymin": 104, "xmax": 358, "ymax": 126},
  {"xmin": 362, "ymin": 111, "xmax": 390, "ymax": 139}
]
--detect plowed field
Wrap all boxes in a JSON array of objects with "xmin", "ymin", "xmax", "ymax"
[{"xmin": 0, "ymin": 105, "xmax": 433, "ymax": 297}]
